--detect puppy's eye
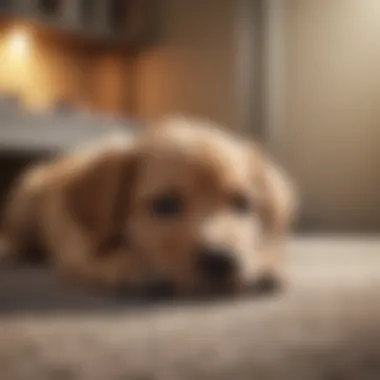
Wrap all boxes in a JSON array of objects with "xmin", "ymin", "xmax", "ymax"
[
  {"xmin": 150, "ymin": 193, "xmax": 183, "ymax": 218},
  {"xmin": 230, "ymin": 193, "xmax": 252, "ymax": 214}
]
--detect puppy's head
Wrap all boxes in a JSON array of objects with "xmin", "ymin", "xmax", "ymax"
[
  {"xmin": 68, "ymin": 118, "xmax": 295, "ymax": 295},
  {"xmin": 128, "ymin": 118, "xmax": 295, "ymax": 294}
]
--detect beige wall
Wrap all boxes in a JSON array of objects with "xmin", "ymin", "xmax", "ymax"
[
  {"xmin": 284, "ymin": 0, "xmax": 380, "ymax": 230},
  {"xmin": 134, "ymin": 0, "xmax": 241, "ymax": 127}
]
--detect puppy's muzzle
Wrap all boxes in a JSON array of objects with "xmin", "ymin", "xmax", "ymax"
[{"xmin": 197, "ymin": 247, "xmax": 237, "ymax": 281}]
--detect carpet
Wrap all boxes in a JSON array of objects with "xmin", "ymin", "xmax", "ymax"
[{"xmin": 0, "ymin": 236, "xmax": 380, "ymax": 380}]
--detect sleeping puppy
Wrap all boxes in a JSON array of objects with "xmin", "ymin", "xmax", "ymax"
[{"xmin": 1, "ymin": 117, "xmax": 296, "ymax": 296}]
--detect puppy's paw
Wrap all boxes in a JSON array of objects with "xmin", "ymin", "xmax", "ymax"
[
  {"xmin": 246, "ymin": 271, "xmax": 284, "ymax": 297},
  {"xmin": 255, "ymin": 272, "xmax": 283, "ymax": 294},
  {"xmin": 142, "ymin": 277, "xmax": 177, "ymax": 300},
  {"xmin": 58, "ymin": 251, "xmax": 146, "ymax": 295}
]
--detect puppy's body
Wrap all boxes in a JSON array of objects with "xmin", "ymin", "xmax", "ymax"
[{"xmin": 1, "ymin": 118, "xmax": 296, "ymax": 295}]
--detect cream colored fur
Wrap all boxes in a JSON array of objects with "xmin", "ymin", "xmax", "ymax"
[{"xmin": 1, "ymin": 117, "xmax": 296, "ymax": 294}]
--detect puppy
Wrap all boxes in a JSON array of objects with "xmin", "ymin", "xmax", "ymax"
[{"xmin": 1, "ymin": 117, "xmax": 296, "ymax": 296}]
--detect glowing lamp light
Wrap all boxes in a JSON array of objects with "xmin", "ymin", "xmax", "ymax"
[{"xmin": 6, "ymin": 27, "xmax": 31, "ymax": 56}]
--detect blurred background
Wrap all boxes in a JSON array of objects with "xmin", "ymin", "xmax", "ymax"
[{"xmin": 0, "ymin": 0, "xmax": 379, "ymax": 234}]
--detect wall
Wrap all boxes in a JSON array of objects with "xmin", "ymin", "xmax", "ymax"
[
  {"xmin": 134, "ymin": 0, "xmax": 242, "ymax": 127},
  {"xmin": 283, "ymin": 0, "xmax": 380, "ymax": 230}
]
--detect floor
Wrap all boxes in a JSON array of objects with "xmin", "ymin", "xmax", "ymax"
[{"xmin": 0, "ymin": 236, "xmax": 380, "ymax": 380}]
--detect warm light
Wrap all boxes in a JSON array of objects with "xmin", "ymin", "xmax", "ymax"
[{"xmin": 6, "ymin": 27, "xmax": 30, "ymax": 56}]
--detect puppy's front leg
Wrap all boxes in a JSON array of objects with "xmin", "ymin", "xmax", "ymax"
[
  {"xmin": 57, "ymin": 247, "xmax": 146, "ymax": 293},
  {"xmin": 86, "ymin": 250, "xmax": 145, "ymax": 292}
]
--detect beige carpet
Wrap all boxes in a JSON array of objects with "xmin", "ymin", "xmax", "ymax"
[{"xmin": 1, "ymin": 236, "xmax": 380, "ymax": 380}]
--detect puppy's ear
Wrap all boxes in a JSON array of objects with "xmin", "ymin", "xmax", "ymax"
[
  {"xmin": 252, "ymin": 145, "xmax": 297, "ymax": 236},
  {"xmin": 65, "ymin": 142, "xmax": 137, "ymax": 246}
]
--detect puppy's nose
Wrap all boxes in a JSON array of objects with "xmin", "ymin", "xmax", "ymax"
[{"xmin": 198, "ymin": 247, "xmax": 236, "ymax": 280}]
